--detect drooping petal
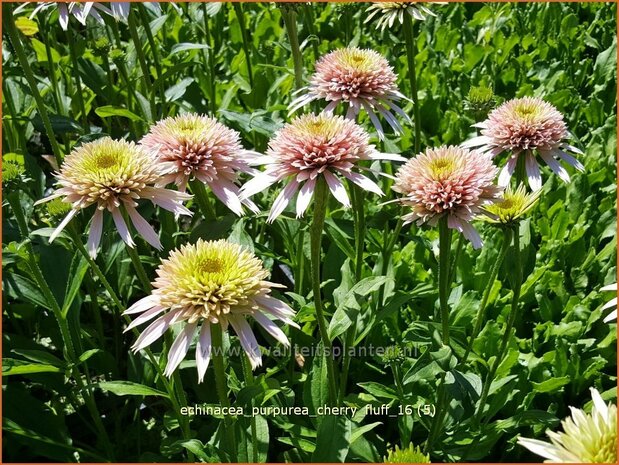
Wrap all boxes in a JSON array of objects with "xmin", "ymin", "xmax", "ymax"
[
  {"xmin": 49, "ymin": 209, "xmax": 79, "ymax": 243},
  {"xmin": 525, "ymin": 152, "xmax": 543, "ymax": 191},
  {"xmin": 340, "ymin": 170, "xmax": 384, "ymax": 196},
  {"xmin": 124, "ymin": 306, "xmax": 166, "ymax": 332},
  {"xmin": 196, "ymin": 323, "xmax": 212, "ymax": 383},
  {"xmin": 539, "ymin": 151, "xmax": 570, "ymax": 184},
  {"xmin": 228, "ymin": 315, "xmax": 262, "ymax": 369},
  {"xmin": 208, "ymin": 179, "xmax": 244, "ymax": 216},
  {"xmin": 125, "ymin": 204, "xmax": 162, "ymax": 250},
  {"xmin": 164, "ymin": 322, "xmax": 198, "ymax": 377},
  {"xmin": 132, "ymin": 311, "xmax": 179, "ymax": 352},
  {"xmin": 86, "ymin": 208, "xmax": 104, "ymax": 258},
  {"xmin": 296, "ymin": 177, "xmax": 316, "ymax": 218},
  {"xmin": 267, "ymin": 180, "xmax": 300, "ymax": 223},
  {"xmin": 498, "ymin": 156, "xmax": 518, "ymax": 187},
  {"xmin": 239, "ymin": 172, "xmax": 279, "ymax": 199},
  {"xmin": 323, "ymin": 170, "xmax": 350, "ymax": 207},
  {"xmin": 253, "ymin": 312, "xmax": 290, "ymax": 347},
  {"xmin": 124, "ymin": 294, "xmax": 159, "ymax": 315},
  {"xmin": 111, "ymin": 208, "xmax": 135, "ymax": 248}
]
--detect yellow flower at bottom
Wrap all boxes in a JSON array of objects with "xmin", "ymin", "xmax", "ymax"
[
  {"xmin": 483, "ymin": 184, "xmax": 540, "ymax": 225},
  {"xmin": 124, "ymin": 239, "xmax": 298, "ymax": 382},
  {"xmin": 384, "ymin": 444, "xmax": 430, "ymax": 463},
  {"xmin": 518, "ymin": 388, "xmax": 617, "ymax": 463}
]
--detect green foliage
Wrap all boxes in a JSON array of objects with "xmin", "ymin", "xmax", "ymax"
[{"xmin": 2, "ymin": 1, "xmax": 616, "ymax": 463}]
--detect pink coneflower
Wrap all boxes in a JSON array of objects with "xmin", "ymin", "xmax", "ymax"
[
  {"xmin": 393, "ymin": 146, "xmax": 501, "ymax": 249},
  {"xmin": 124, "ymin": 239, "xmax": 298, "ymax": 380},
  {"xmin": 288, "ymin": 47, "xmax": 411, "ymax": 139},
  {"xmin": 35, "ymin": 137, "xmax": 191, "ymax": 257},
  {"xmin": 365, "ymin": 2, "xmax": 437, "ymax": 31},
  {"xmin": 140, "ymin": 113, "xmax": 259, "ymax": 216},
  {"xmin": 462, "ymin": 97, "xmax": 584, "ymax": 191},
  {"xmin": 240, "ymin": 113, "xmax": 405, "ymax": 222}
]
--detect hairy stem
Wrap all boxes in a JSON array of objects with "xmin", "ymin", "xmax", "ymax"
[{"xmin": 403, "ymin": 13, "xmax": 422, "ymax": 153}]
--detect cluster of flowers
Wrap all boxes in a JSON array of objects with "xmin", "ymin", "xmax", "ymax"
[
  {"xmin": 31, "ymin": 2, "xmax": 613, "ymax": 462},
  {"xmin": 38, "ymin": 38, "xmax": 585, "ymax": 379}
]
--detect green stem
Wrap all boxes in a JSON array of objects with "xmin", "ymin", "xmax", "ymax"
[
  {"xmin": 6, "ymin": 195, "xmax": 114, "ymax": 460},
  {"xmin": 474, "ymin": 226, "xmax": 522, "ymax": 426},
  {"xmin": 68, "ymin": 231, "xmax": 193, "ymax": 460},
  {"xmin": 211, "ymin": 324, "xmax": 238, "ymax": 462},
  {"xmin": 136, "ymin": 3, "xmax": 164, "ymax": 118},
  {"xmin": 403, "ymin": 13, "xmax": 422, "ymax": 153},
  {"xmin": 125, "ymin": 244, "xmax": 152, "ymax": 292},
  {"xmin": 201, "ymin": 3, "xmax": 217, "ymax": 115},
  {"xmin": 310, "ymin": 178, "xmax": 338, "ymax": 406},
  {"xmin": 438, "ymin": 217, "xmax": 452, "ymax": 345},
  {"xmin": 66, "ymin": 29, "xmax": 89, "ymax": 130},
  {"xmin": 39, "ymin": 19, "xmax": 65, "ymax": 115},
  {"xmin": 190, "ymin": 179, "xmax": 217, "ymax": 222},
  {"xmin": 447, "ymin": 235, "xmax": 464, "ymax": 287},
  {"xmin": 241, "ymin": 354, "xmax": 258, "ymax": 463},
  {"xmin": 232, "ymin": 3, "xmax": 254, "ymax": 87},
  {"xmin": 3, "ymin": 10, "xmax": 63, "ymax": 166},
  {"xmin": 281, "ymin": 7, "xmax": 304, "ymax": 89},
  {"xmin": 127, "ymin": 11, "xmax": 155, "ymax": 122},
  {"xmin": 462, "ymin": 228, "xmax": 512, "ymax": 364}
]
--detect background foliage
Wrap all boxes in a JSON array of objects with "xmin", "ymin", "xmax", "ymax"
[{"xmin": 2, "ymin": 2, "xmax": 617, "ymax": 462}]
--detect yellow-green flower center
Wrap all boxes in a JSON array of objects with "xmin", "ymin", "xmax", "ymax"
[
  {"xmin": 484, "ymin": 185, "xmax": 539, "ymax": 224},
  {"xmin": 155, "ymin": 240, "xmax": 270, "ymax": 323},
  {"xmin": 429, "ymin": 157, "xmax": 457, "ymax": 178}
]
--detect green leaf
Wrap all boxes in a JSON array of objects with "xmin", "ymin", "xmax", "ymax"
[
  {"xmin": 15, "ymin": 17, "xmax": 39, "ymax": 36},
  {"xmin": 62, "ymin": 252, "xmax": 89, "ymax": 317},
  {"xmin": 165, "ymin": 77, "xmax": 194, "ymax": 102},
  {"xmin": 78, "ymin": 349, "xmax": 101, "ymax": 364},
  {"xmin": 531, "ymin": 376, "xmax": 571, "ymax": 393},
  {"xmin": 328, "ymin": 276, "xmax": 390, "ymax": 340},
  {"xmin": 311, "ymin": 415, "xmax": 352, "ymax": 462},
  {"xmin": 32, "ymin": 114, "xmax": 82, "ymax": 135},
  {"xmin": 11, "ymin": 349, "xmax": 65, "ymax": 368},
  {"xmin": 4, "ymin": 273, "xmax": 52, "ymax": 310},
  {"xmin": 3, "ymin": 359, "xmax": 62, "ymax": 376},
  {"xmin": 170, "ymin": 43, "xmax": 210, "ymax": 55},
  {"xmin": 96, "ymin": 381, "xmax": 169, "ymax": 397},
  {"xmin": 95, "ymin": 105, "xmax": 141, "ymax": 122}
]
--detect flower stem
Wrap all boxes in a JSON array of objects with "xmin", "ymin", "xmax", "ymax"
[
  {"xmin": 438, "ymin": 216, "xmax": 453, "ymax": 345},
  {"xmin": 232, "ymin": 3, "xmax": 254, "ymax": 87},
  {"xmin": 211, "ymin": 323, "xmax": 238, "ymax": 462},
  {"xmin": 190, "ymin": 179, "xmax": 218, "ymax": 222},
  {"xmin": 201, "ymin": 2, "xmax": 217, "ymax": 115},
  {"xmin": 462, "ymin": 228, "xmax": 512, "ymax": 364},
  {"xmin": 339, "ymin": 184, "xmax": 365, "ymax": 404},
  {"xmin": 127, "ymin": 11, "xmax": 156, "ymax": 122},
  {"xmin": 68, "ymin": 230, "xmax": 194, "ymax": 461},
  {"xmin": 6, "ymin": 195, "xmax": 114, "ymax": 459},
  {"xmin": 66, "ymin": 28, "xmax": 89, "ymax": 130},
  {"xmin": 3, "ymin": 10, "xmax": 63, "ymax": 166},
  {"xmin": 241, "ymin": 354, "xmax": 258, "ymax": 463},
  {"xmin": 474, "ymin": 225, "xmax": 522, "ymax": 427},
  {"xmin": 281, "ymin": 6, "xmax": 304, "ymax": 89},
  {"xmin": 310, "ymin": 178, "xmax": 339, "ymax": 406},
  {"xmin": 125, "ymin": 244, "xmax": 153, "ymax": 292},
  {"xmin": 403, "ymin": 13, "xmax": 422, "ymax": 153}
]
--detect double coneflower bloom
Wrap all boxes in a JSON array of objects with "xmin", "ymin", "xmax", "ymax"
[
  {"xmin": 289, "ymin": 47, "xmax": 411, "ymax": 139},
  {"xmin": 393, "ymin": 146, "xmax": 501, "ymax": 248},
  {"xmin": 240, "ymin": 113, "xmax": 405, "ymax": 222},
  {"xmin": 124, "ymin": 239, "xmax": 297, "ymax": 380},
  {"xmin": 35, "ymin": 137, "xmax": 191, "ymax": 257},
  {"xmin": 140, "ymin": 113, "xmax": 259, "ymax": 215},
  {"xmin": 463, "ymin": 97, "xmax": 584, "ymax": 191}
]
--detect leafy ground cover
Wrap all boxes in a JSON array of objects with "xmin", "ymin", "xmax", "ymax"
[{"xmin": 2, "ymin": 2, "xmax": 617, "ymax": 463}]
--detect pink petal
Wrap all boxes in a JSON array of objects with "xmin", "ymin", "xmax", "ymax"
[
  {"xmin": 49, "ymin": 209, "xmax": 79, "ymax": 243},
  {"xmin": 164, "ymin": 322, "xmax": 197, "ymax": 377},
  {"xmin": 228, "ymin": 315, "xmax": 262, "ymax": 369},
  {"xmin": 240, "ymin": 172, "xmax": 279, "ymax": 199},
  {"xmin": 196, "ymin": 323, "xmax": 212, "ymax": 383},
  {"xmin": 33, "ymin": 192, "xmax": 64, "ymax": 206},
  {"xmin": 111, "ymin": 208, "xmax": 135, "ymax": 248},
  {"xmin": 323, "ymin": 170, "xmax": 350, "ymax": 207},
  {"xmin": 253, "ymin": 312, "xmax": 290, "ymax": 347},
  {"xmin": 556, "ymin": 150, "xmax": 585, "ymax": 172},
  {"xmin": 132, "ymin": 311, "xmax": 178, "ymax": 352},
  {"xmin": 461, "ymin": 135, "xmax": 491, "ymax": 148},
  {"xmin": 366, "ymin": 152, "xmax": 407, "ymax": 162},
  {"xmin": 124, "ymin": 295, "xmax": 159, "ymax": 315},
  {"xmin": 125, "ymin": 204, "xmax": 162, "ymax": 250},
  {"xmin": 124, "ymin": 306, "xmax": 166, "ymax": 332},
  {"xmin": 208, "ymin": 179, "xmax": 244, "ymax": 216},
  {"xmin": 296, "ymin": 177, "xmax": 316, "ymax": 218},
  {"xmin": 539, "ymin": 151, "xmax": 570, "ymax": 184},
  {"xmin": 340, "ymin": 171, "xmax": 384, "ymax": 196},
  {"xmin": 87, "ymin": 208, "xmax": 104, "ymax": 258},
  {"xmin": 498, "ymin": 156, "xmax": 518, "ymax": 187},
  {"xmin": 267, "ymin": 180, "xmax": 300, "ymax": 223},
  {"xmin": 525, "ymin": 153, "xmax": 542, "ymax": 191}
]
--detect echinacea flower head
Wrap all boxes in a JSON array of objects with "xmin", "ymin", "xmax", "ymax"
[
  {"xmin": 463, "ymin": 96, "xmax": 584, "ymax": 191},
  {"xmin": 384, "ymin": 444, "xmax": 430, "ymax": 463},
  {"xmin": 240, "ymin": 113, "xmax": 405, "ymax": 222},
  {"xmin": 35, "ymin": 137, "xmax": 191, "ymax": 257},
  {"xmin": 483, "ymin": 184, "xmax": 540, "ymax": 225},
  {"xmin": 365, "ymin": 2, "xmax": 436, "ymax": 31},
  {"xmin": 124, "ymin": 239, "xmax": 298, "ymax": 381},
  {"xmin": 601, "ymin": 283, "xmax": 617, "ymax": 323},
  {"xmin": 17, "ymin": 2, "xmax": 130, "ymax": 30},
  {"xmin": 393, "ymin": 146, "xmax": 501, "ymax": 249},
  {"xmin": 140, "ymin": 113, "xmax": 258, "ymax": 215},
  {"xmin": 518, "ymin": 388, "xmax": 617, "ymax": 463},
  {"xmin": 288, "ymin": 47, "xmax": 410, "ymax": 139}
]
